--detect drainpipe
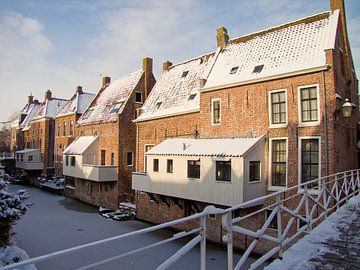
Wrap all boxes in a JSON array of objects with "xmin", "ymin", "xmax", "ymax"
[{"xmin": 322, "ymin": 70, "xmax": 329, "ymax": 176}]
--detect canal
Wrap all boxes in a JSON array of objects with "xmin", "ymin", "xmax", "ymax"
[{"xmin": 9, "ymin": 184, "xmax": 253, "ymax": 269}]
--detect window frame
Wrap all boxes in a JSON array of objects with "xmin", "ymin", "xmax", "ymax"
[
  {"xmin": 298, "ymin": 136, "xmax": 321, "ymax": 190},
  {"xmin": 70, "ymin": 156, "xmax": 76, "ymax": 167},
  {"xmin": 127, "ymin": 152, "xmax": 134, "ymax": 167},
  {"xmin": 249, "ymin": 161, "xmax": 261, "ymax": 183},
  {"xmin": 298, "ymin": 84, "xmax": 320, "ymax": 127},
  {"xmin": 65, "ymin": 155, "xmax": 69, "ymax": 166},
  {"xmin": 211, "ymin": 98, "xmax": 221, "ymax": 126},
  {"xmin": 187, "ymin": 159, "xmax": 200, "ymax": 179},
  {"xmin": 268, "ymin": 89, "xmax": 288, "ymax": 128},
  {"xmin": 135, "ymin": 91, "xmax": 142, "ymax": 103},
  {"xmin": 269, "ymin": 137, "xmax": 288, "ymax": 191},
  {"xmin": 167, "ymin": 159, "xmax": 173, "ymax": 174},
  {"xmin": 153, "ymin": 158, "xmax": 159, "ymax": 172},
  {"xmin": 144, "ymin": 144, "xmax": 154, "ymax": 172},
  {"xmin": 69, "ymin": 120, "xmax": 73, "ymax": 136},
  {"xmin": 215, "ymin": 160, "xmax": 231, "ymax": 182}
]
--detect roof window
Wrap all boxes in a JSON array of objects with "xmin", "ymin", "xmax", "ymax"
[
  {"xmin": 229, "ymin": 66, "xmax": 239, "ymax": 74},
  {"xmin": 110, "ymin": 102, "xmax": 123, "ymax": 113},
  {"xmin": 181, "ymin": 71, "xmax": 189, "ymax": 78},
  {"xmin": 252, "ymin": 64, "xmax": 264, "ymax": 74},
  {"xmin": 188, "ymin": 94, "xmax": 197, "ymax": 101},
  {"xmin": 155, "ymin": 102, "xmax": 162, "ymax": 109},
  {"xmin": 82, "ymin": 109, "xmax": 94, "ymax": 119}
]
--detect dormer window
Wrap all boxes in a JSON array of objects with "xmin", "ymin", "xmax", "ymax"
[
  {"xmin": 188, "ymin": 94, "xmax": 197, "ymax": 101},
  {"xmin": 252, "ymin": 64, "xmax": 264, "ymax": 74},
  {"xmin": 82, "ymin": 109, "xmax": 94, "ymax": 119},
  {"xmin": 155, "ymin": 102, "xmax": 162, "ymax": 109},
  {"xmin": 181, "ymin": 71, "xmax": 189, "ymax": 78},
  {"xmin": 135, "ymin": 91, "xmax": 142, "ymax": 103},
  {"xmin": 110, "ymin": 102, "xmax": 123, "ymax": 113},
  {"xmin": 229, "ymin": 66, "xmax": 239, "ymax": 74}
]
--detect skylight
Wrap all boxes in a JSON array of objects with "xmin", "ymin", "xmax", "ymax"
[
  {"xmin": 82, "ymin": 109, "xmax": 94, "ymax": 119},
  {"xmin": 155, "ymin": 102, "xmax": 162, "ymax": 109},
  {"xmin": 110, "ymin": 102, "xmax": 123, "ymax": 113},
  {"xmin": 229, "ymin": 66, "xmax": 239, "ymax": 74},
  {"xmin": 181, "ymin": 71, "xmax": 189, "ymax": 78},
  {"xmin": 252, "ymin": 64, "xmax": 264, "ymax": 74},
  {"xmin": 188, "ymin": 94, "xmax": 197, "ymax": 101}
]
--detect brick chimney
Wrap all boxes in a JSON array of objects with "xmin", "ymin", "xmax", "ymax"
[
  {"xmin": 163, "ymin": 60, "xmax": 172, "ymax": 72},
  {"xmin": 44, "ymin": 90, "xmax": 52, "ymax": 101},
  {"xmin": 76, "ymin": 85, "xmax": 83, "ymax": 94},
  {"xmin": 143, "ymin": 57, "xmax": 153, "ymax": 99},
  {"xmin": 28, "ymin": 94, "xmax": 34, "ymax": 104},
  {"xmin": 216, "ymin": 27, "xmax": 229, "ymax": 48},
  {"xmin": 102, "ymin": 76, "xmax": 111, "ymax": 88}
]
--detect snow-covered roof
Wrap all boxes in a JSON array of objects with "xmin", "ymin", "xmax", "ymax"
[
  {"xmin": 136, "ymin": 53, "xmax": 215, "ymax": 122},
  {"xmin": 146, "ymin": 135, "xmax": 265, "ymax": 157},
  {"xmin": 20, "ymin": 104, "xmax": 40, "ymax": 129},
  {"xmin": 15, "ymin": 149, "xmax": 40, "ymax": 154},
  {"xmin": 32, "ymin": 98, "xmax": 69, "ymax": 121},
  {"xmin": 57, "ymin": 92, "xmax": 95, "ymax": 117},
  {"xmin": 203, "ymin": 11, "xmax": 339, "ymax": 90},
  {"xmin": 63, "ymin": 136, "xmax": 98, "ymax": 155},
  {"xmin": 77, "ymin": 70, "xmax": 143, "ymax": 125}
]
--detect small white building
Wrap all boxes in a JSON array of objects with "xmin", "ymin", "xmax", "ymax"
[
  {"xmin": 15, "ymin": 149, "xmax": 43, "ymax": 171},
  {"xmin": 133, "ymin": 135, "xmax": 266, "ymax": 206},
  {"xmin": 63, "ymin": 136, "xmax": 118, "ymax": 182}
]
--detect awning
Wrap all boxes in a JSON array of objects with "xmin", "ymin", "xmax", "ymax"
[
  {"xmin": 63, "ymin": 136, "xmax": 98, "ymax": 155},
  {"xmin": 146, "ymin": 135, "xmax": 265, "ymax": 157}
]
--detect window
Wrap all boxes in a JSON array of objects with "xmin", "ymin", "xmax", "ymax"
[
  {"xmin": 249, "ymin": 161, "xmax": 261, "ymax": 182},
  {"xmin": 188, "ymin": 160, "xmax": 200, "ymax": 179},
  {"xmin": 253, "ymin": 64, "xmax": 264, "ymax": 74},
  {"xmin": 28, "ymin": 155, "xmax": 33, "ymax": 162},
  {"xmin": 70, "ymin": 156, "xmax": 75, "ymax": 166},
  {"xmin": 20, "ymin": 155, "xmax": 23, "ymax": 162},
  {"xmin": 300, "ymin": 138, "xmax": 320, "ymax": 188},
  {"xmin": 144, "ymin": 144, "xmax": 154, "ymax": 172},
  {"xmin": 82, "ymin": 109, "xmax": 94, "ymax": 119},
  {"xmin": 101, "ymin": 150, "xmax": 106, "ymax": 166},
  {"xmin": 16, "ymin": 155, "xmax": 19, "ymax": 161},
  {"xmin": 110, "ymin": 102, "xmax": 123, "ymax": 113},
  {"xmin": 127, "ymin": 152, "xmax": 133, "ymax": 166},
  {"xmin": 167, "ymin": 159, "xmax": 173, "ymax": 173},
  {"xmin": 87, "ymin": 184, "xmax": 92, "ymax": 195},
  {"xmin": 111, "ymin": 152, "xmax": 115, "ymax": 166},
  {"xmin": 65, "ymin": 156, "xmax": 69, "ymax": 166},
  {"xmin": 188, "ymin": 94, "xmax": 196, "ymax": 101},
  {"xmin": 216, "ymin": 161, "xmax": 231, "ymax": 182},
  {"xmin": 62, "ymin": 121, "xmax": 66, "ymax": 136},
  {"xmin": 181, "ymin": 71, "xmax": 189, "ymax": 78},
  {"xmin": 299, "ymin": 86, "xmax": 319, "ymax": 124},
  {"xmin": 153, "ymin": 159, "xmax": 159, "ymax": 172},
  {"xmin": 135, "ymin": 92, "xmax": 142, "ymax": 103},
  {"xmin": 155, "ymin": 102, "xmax": 162, "ymax": 109},
  {"xmin": 57, "ymin": 123, "xmax": 60, "ymax": 137},
  {"xmin": 69, "ymin": 120, "xmax": 73, "ymax": 136},
  {"xmin": 269, "ymin": 90, "xmax": 287, "ymax": 126},
  {"xmin": 266, "ymin": 210, "xmax": 278, "ymax": 230},
  {"xmin": 271, "ymin": 139, "xmax": 287, "ymax": 187},
  {"xmin": 229, "ymin": 66, "xmax": 239, "ymax": 74},
  {"xmin": 211, "ymin": 99, "xmax": 221, "ymax": 125}
]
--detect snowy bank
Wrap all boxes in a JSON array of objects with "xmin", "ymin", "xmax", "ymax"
[{"xmin": 0, "ymin": 246, "xmax": 36, "ymax": 269}]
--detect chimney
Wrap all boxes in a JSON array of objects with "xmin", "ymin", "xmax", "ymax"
[
  {"xmin": 34, "ymin": 99, "xmax": 40, "ymax": 105},
  {"xmin": 199, "ymin": 78, "xmax": 207, "ymax": 88},
  {"xmin": 102, "ymin": 76, "xmax": 111, "ymax": 87},
  {"xmin": 216, "ymin": 27, "xmax": 229, "ymax": 48},
  {"xmin": 163, "ymin": 60, "xmax": 172, "ymax": 72},
  {"xmin": 44, "ymin": 89, "xmax": 52, "ymax": 101},
  {"xmin": 28, "ymin": 94, "xmax": 34, "ymax": 104},
  {"xmin": 142, "ymin": 57, "xmax": 153, "ymax": 100},
  {"xmin": 76, "ymin": 85, "xmax": 83, "ymax": 95}
]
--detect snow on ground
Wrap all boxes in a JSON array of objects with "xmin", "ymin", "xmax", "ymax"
[
  {"xmin": 0, "ymin": 246, "xmax": 36, "ymax": 270},
  {"xmin": 265, "ymin": 195, "xmax": 360, "ymax": 270}
]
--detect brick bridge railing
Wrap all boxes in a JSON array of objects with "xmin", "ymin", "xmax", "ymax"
[{"xmin": 2, "ymin": 169, "xmax": 360, "ymax": 270}]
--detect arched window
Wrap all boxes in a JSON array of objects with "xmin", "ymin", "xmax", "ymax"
[
  {"xmin": 69, "ymin": 120, "xmax": 73, "ymax": 136},
  {"xmin": 62, "ymin": 121, "xmax": 66, "ymax": 136}
]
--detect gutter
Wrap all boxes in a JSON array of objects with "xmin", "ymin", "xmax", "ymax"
[{"xmin": 133, "ymin": 109, "xmax": 200, "ymax": 123}]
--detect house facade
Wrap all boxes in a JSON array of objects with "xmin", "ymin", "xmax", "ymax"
[
  {"xmin": 54, "ymin": 85, "xmax": 95, "ymax": 177},
  {"xmin": 132, "ymin": 0, "xmax": 358, "ymax": 245},
  {"xmin": 63, "ymin": 57, "xmax": 155, "ymax": 209}
]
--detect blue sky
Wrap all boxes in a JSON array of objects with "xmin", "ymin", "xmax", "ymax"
[{"xmin": 0, "ymin": 0, "xmax": 359, "ymax": 121}]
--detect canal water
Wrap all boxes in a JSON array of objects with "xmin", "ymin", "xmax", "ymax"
[{"xmin": 9, "ymin": 184, "xmax": 254, "ymax": 269}]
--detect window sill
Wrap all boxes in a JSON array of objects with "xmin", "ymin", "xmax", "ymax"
[
  {"xmin": 298, "ymin": 188, "xmax": 320, "ymax": 195},
  {"xmin": 298, "ymin": 122, "xmax": 320, "ymax": 128},
  {"xmin": 269, "ymin": 124, "xmax": 288, "ymax": 129},
  {"xmin": 248, "ymin": 180, "xmax": 262, "ymax": 184},
  {"xmin": 268, "ymin": 186, "xmax": 286, "ymax": 192},
  {"xmin": 188, "ymin": 178, "xmax": 201, "ymax": 181},
  {"xmin": 211, "ymin": 123, "xmax": 221, "ymax": 126},
  {"xmin": 215, "ymin": 180, "xmax": 232, "ymax": 184},
  {"xmin": 127, "ymin": 164, "xmax": 134, "ymax": 167}
]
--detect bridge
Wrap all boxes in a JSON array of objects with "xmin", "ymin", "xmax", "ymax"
[{"xmin": 1, "ymin": 169, "xmax": 359, "ymax": 270}]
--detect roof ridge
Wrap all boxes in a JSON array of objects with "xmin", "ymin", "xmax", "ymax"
[
  {"xmin": 168, "ymin": 51, "xmax": 216, "ymax": 69},
  {"xmin": 230, "ymin": 11, "xmax": 330, "ymax": 45}
]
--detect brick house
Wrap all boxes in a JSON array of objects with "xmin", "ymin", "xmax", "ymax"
[
  {"xmin": 132, "ymin": 0, "xmax": 358, "ymax": 246},
  {"xmin": 15, "ymin": 90, "xmax": 68, "ymax": 179},
  {"xmin": 63, "ymin": 57, "xmax": 155, "ymax": 209},
  {"xmin": 54, "ymin": 85, "xmax": 95, "ymax": 177}
]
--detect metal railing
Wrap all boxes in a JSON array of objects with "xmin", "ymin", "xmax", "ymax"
[
  {"xmin": 1, "ymin": 169, "xmax": 359, "ymax": 270},
  {"xmin": 221, "ymin": 169, "xmax": 360, "ymax": 270}
]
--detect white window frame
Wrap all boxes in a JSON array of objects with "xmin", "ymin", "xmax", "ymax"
[
  {"xmin": 268, "ymin": 89, "xmax": 288, "ymax": 128},
  {"xmin": 298, "ymin": 136, "xmax": 321, "ymax": 192},
  {"xmin": 135, "ymin": 91, "xmax": 143, "ymax": 104},
  {"xmin": 268, "ymin": 137, "xmax": 288, "ymax": 191},
  {"xmin": 248, "ymin": 160, "xmax": 262, "ymax": 184},
  {"xmin": 298, "ymin": 84, "xmax": 320, "ymax": 127},
  {"xmin": 144, "ymin": 144, "xmax": 154, "ymax": 172},
  {"xmin": 211, "ymin": 98, "xmax": 221, "ymax": 126},
  {"xmin": 127, "ymin": 151, "xmax": 134, "ymax": 167}
]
